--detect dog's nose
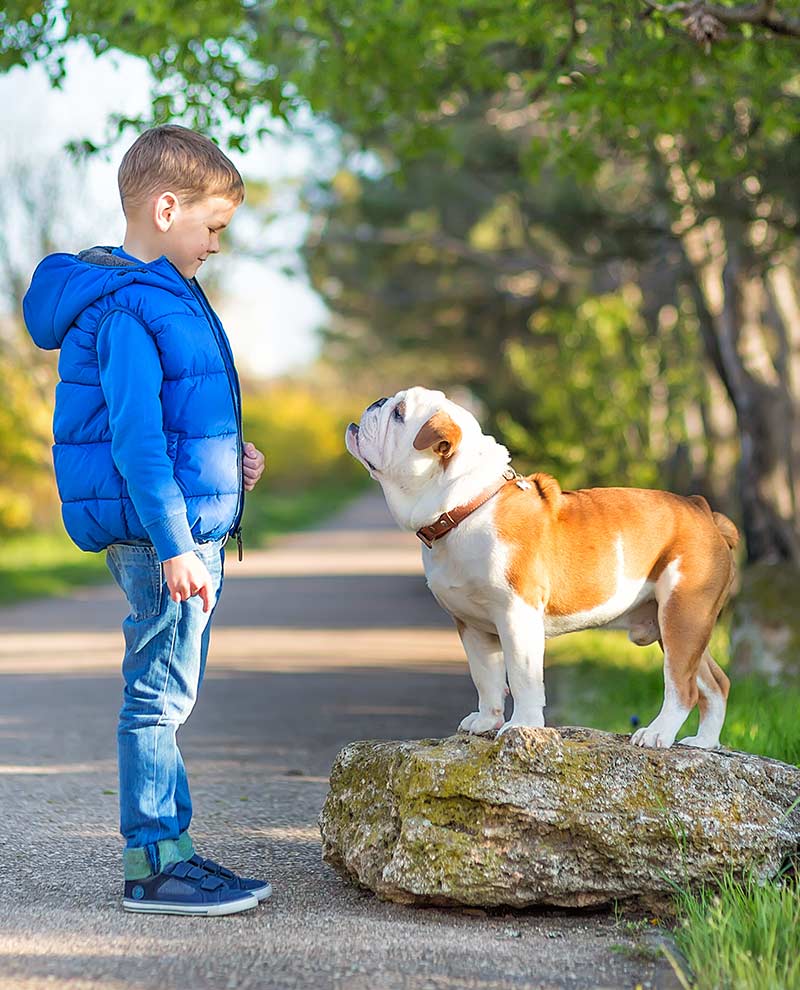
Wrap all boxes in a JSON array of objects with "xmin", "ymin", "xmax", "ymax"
[{"xmin": 367, "ymin": 397, "xmax": 389, "ymax": 411}]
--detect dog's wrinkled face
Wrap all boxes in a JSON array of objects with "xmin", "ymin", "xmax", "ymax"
[{"xmin": 345, "ymin": 386, "xmax": 478, "ymax": 488}]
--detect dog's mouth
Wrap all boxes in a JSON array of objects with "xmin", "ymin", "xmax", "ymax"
[
  {"xmin": 346, "ymin": 422, "xmax": 360, "ymax": 456},
  {"xmin": 346, "ymin": 422, "xmax": 379, "ymax": 473}
]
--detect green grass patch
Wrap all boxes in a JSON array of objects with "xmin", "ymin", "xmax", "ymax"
[
  {"xmin": 671, "ymin": 873, "xmax": 800, "ymax": 990},
  {"xmin": 546, "ymin": 626, "xmax": 799, "ymax": 764},
  {"xmin": 240, "ymin": 477, "xmax": 369, "ymax": 546},
  {"xmin": 0, "ymin": 528, "xmax": 110, "ymax": 605},
  {"xmin": 0, "ymin": 478, "xmax": 370, "ymax": 606},
  {"xmin": 549, "ymin": 627, "xmax": 800, "ymax": 989}
]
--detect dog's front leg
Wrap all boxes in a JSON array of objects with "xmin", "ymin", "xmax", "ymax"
[
  {"xmin": 455, "ymin": 622, "xmax": 507, "ymax": 734},
  {"xmin": 495, "ymin": 600, "xmax": 546, "ymax": 736}
]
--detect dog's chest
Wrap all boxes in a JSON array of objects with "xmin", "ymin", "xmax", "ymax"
[{"xmin": 422, "ymin": 527, "xmax": 509, "ymax": 628}]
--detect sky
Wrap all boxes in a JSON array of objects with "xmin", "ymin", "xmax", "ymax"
[{"xmin": 0, "ymin": 41, "xmax": 332, "ymax": 377}]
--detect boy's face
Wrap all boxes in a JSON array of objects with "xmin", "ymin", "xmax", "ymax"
[{"xmin": 160, "ymin": 194, "xmax": 240, "ymax": 279}]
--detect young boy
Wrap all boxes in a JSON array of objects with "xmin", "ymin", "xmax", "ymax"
[{"xmin": 23, "ymin": 125, "xmax": 269, "ymax": 916}]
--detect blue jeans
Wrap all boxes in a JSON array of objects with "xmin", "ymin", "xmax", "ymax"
[{"xmin": 106, "ymin": 539, "xmax": 225, "ymax": 880}]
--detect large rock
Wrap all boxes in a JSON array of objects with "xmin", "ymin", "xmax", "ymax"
[{"xmin": 320, "ymin": 727, "xmax": 800, "ymax": 910}]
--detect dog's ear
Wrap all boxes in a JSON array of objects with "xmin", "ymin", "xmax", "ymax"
[{"xmin": 413, "ymin": 411, "xmax": 462, "ymax": 461}]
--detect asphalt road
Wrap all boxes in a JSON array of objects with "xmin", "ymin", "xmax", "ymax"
[{"xmin": 0, "ymin": 493, "xmax": 681, "ymax": 990}]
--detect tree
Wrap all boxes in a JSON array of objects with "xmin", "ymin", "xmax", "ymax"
[{"xmin": 2, "ymin": 0, "xmax": 799, "ymax": 666}]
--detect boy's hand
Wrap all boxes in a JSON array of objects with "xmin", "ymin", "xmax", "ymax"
[
  {"xmin": 163, "ymin": 551, "xmax": 214, "ymax": 612},
  {"xmin": 242, "ymin": 441, "xmax": 266, "ymax": 491}
]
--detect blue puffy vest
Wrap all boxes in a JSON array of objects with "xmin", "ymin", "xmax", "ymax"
[{"xmin": 23, "ymin": 247, "xmax": 243, "ymax": 558}]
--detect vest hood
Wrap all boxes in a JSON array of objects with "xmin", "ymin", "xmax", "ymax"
[{"xmin": 23, "ymin": 247, "xmax": 189, "ymax": 350}]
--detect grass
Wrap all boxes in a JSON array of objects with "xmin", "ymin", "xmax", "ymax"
[
  {"xmin": 671, "ymin": 873, "xmax": 800, "ymax": 990},
  {"xmin": 0, "ymin": 477, "xmax": 369, "ymax": 606},
  {"xmin": 0, "ymin": 528, "xmax": 110, "ymax": 605},
  {"xmin": 548, "ymin": 626, "xmax": 800, "ymax": 989},
  {"xmin": 546, "ymin": 625, "xmax": 800, "ymax": 764},
  {"xmin": 240, "ymin": 477, "xmax": 369, "ymax": 546}
]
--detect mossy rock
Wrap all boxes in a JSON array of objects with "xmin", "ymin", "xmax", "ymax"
[{"xmin": 319, "ymin": 727, "xmax": 800, "ymax": 910}]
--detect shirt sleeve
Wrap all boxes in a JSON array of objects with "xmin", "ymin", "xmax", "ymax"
[{"xmin": 96, "ymin": 310, "xmax": 196, "ymax": 561}]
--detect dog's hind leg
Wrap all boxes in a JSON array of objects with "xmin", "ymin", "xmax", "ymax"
[
  {"xmin": 455, "ymin": 621, "xmax": 507, "ymax": 734},
  {"xmin": 631, "ymin": 558, "xmax": 720, "ymax": 749},
  {"xmin": 678, "ymin": 649, "xmax": 729, "ymax": 749}
]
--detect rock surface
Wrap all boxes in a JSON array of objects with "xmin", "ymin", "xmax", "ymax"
[{"xmin": 320, "ymin": 727, "xmax": 800, "ymax": 910}]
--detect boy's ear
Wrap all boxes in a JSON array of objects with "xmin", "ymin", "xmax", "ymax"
[
  {"xmin": 413, "ymin": 411, "xmax": 462, "ymax": 461},
  {"xmin": 154, "ymin": 191, "xmax": 179, "ymax": 232}
]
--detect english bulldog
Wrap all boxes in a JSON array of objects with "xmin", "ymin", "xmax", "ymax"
[{"xmin": 345, "ymin": 386, "xmax": 739, "ymax": 749}]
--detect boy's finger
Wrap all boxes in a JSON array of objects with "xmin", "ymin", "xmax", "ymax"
[{"xmin": 199, "ymin": 582, "xmax": 212, "ymax": 613}]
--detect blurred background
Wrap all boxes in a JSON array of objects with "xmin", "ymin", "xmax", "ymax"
[
  {"xmin": 0, "ymin": 2, "xmax": 798, "ymax": 680},
  {"xmin": 1, "ymin": 10, "xmax": 798, "ymax": 982}
]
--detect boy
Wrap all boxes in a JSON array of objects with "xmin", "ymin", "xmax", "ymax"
[{"xmin": 24, "ymin": 125, "xmax": 269, "ymax": 916}]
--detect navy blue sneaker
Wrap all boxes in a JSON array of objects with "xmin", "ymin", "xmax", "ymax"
[
  {"xmin": 123, "ymin": 859, "xmax": 259, "ymax": 915},
  {"xmin": 189, "ymin": 853, "xmax": 272, "ymax": 903}
]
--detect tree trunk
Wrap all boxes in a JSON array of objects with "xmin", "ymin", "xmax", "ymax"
[{"xmin": 681, "ymin": 218, "xmax": 800, "ymax": 678}]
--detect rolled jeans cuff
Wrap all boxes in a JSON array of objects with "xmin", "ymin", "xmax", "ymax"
[{"xmin": 123, "ymin": 831, "xmax": 195, "ymax": 880}]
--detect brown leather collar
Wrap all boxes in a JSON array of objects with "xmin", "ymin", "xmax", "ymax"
[{"xmin": 416, "ymin": 469, "xmax": 518, "ymax": 549}]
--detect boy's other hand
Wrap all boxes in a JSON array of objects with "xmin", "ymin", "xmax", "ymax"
[
  {"xmin": 242, "ymin": 441, "xmax": 266, "ymax": 491},
  {"xmin": 163, "ymin": 552, "xmax": 214, "ymax": 612}
]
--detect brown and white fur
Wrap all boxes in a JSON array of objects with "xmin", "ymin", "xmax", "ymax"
[{"xmin": 345, "ymin": 386, "xmax": 738, "ymax": 749}]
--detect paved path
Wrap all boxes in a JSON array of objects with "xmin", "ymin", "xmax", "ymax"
[{"xmin": 0, "ymin": 494, "xmax": 680, "ymax": 990}]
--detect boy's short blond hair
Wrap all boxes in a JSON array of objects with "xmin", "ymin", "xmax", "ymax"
[{"xmin": 118, "ymin": 125, "xmax": 245, "ymax": 213}]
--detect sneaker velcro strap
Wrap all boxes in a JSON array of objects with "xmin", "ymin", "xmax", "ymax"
[
  {"xmin": 200, "ymin": 875, "xmax": 225, "ymax": 891},
  {"xmin": 165, "ymin": 860, "xmax": 203, "ymax": 880},
  {"xmin": 164, "ymin": 861, "xmax": 189, "ymax": 878},
  {"xmin": 191, "ymin": 854, "xmax": 237, "ymax": 880}
]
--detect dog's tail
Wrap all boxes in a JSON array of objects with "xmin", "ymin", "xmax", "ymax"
[
  {"xmin": 713, "ymin": 511, "xmax": 740, "ymax": 550},
  {"xmin": 688, "ymin": 494, "xmax": 739, "ymax": 550}
]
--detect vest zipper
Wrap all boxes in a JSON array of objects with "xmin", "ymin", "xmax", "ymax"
[{"xmin": 184, "ymin": 276, "xmax": 245, "ymax": 553}]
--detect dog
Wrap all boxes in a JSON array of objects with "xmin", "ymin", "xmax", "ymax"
[{"xmin": 345, "ymin": 386, "xmax": 739, "ymax": 749}]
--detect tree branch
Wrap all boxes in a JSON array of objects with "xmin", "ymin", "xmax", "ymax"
[{"xmin": 641, "ymin": 0, "xmax": 800, "ymax": 38}]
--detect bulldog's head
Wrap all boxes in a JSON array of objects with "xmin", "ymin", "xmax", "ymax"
[
  {"xmin": 346, "ymin": 387, "xmax": 461, "ymax": 479},
  {"xmin": 345, "ymin": 386, "xmax": 509, "ymax": 501}
]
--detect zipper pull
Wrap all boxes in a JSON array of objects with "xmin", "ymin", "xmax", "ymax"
[{"xmin": 236, "ymin": 527, "xmax": 243, "ymax": 562}]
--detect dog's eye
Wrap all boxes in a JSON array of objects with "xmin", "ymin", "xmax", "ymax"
[{"xmin": 393, "ymin": 405, "xmax": 404, "ymax": 422}]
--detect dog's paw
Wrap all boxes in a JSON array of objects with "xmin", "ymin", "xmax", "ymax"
[
  {"xmin": 630, "ymin": 725, "xmax": 676, "ymax": 749},
  {"xmin": 458, "ymin": 711, "xmax": 504, "ymax": 734},
  {"xmin": 677, "ymin": 734, "xmax": 720, "ymax": 750},
  {"xmin": 496, "ymin": 713, "xmax": 546, "ymax": 737},
  {"xmin": 457, "ymin": 711, "xmax": 480, "ymax": 732}
]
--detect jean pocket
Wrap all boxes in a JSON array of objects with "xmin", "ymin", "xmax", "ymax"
[{"xmin": 106, "ymin": 544, "xmax": 164, "ymax": 620}]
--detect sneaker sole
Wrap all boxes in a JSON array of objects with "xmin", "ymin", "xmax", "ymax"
[
  {"xmin": 122, "ymin": 892, "xmax": 258, "ymax": 916},
  {"xmin": 251, "ymin": 882, "xmax": 272, "ymax": 902}
]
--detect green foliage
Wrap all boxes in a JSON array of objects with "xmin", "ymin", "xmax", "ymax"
[
  {"xmin": 501, "ymin": 288, "xmax": 707, "ymax": 488},
  {"xmin": 550, "ymin": 627, "xmax": 800, "ymax": 989},
  {"xmin": 2, "ymin": 1, "xmax": 797, "ymax": 184},
  {"xmin": 0, "ymin": 528, "xmax": 110, "ymax": 604},
  {"xmin": 308, "ymin": 144, "xmax": 718, "ymax": 492},
  {"xmin": 241, "ymin": 480, "xmax": 368, "ymax": 547},
  {"xmin": 0, "ymin": 373, "xmax": 369, "ymax": 598},
  {"xmin": 0, "ymin": 343, "xmax": 58, "ymax": 534},
  {"xmin": 547, "ymin": 627, "xmax": 800, "ymax": 766},
  {"xmin": 672, "ymin": 873, "xmax": 800, "ymax": 990},
  {"xmin": 241, "ymin": 379, "xmax": 367, "ymax": 492}
]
